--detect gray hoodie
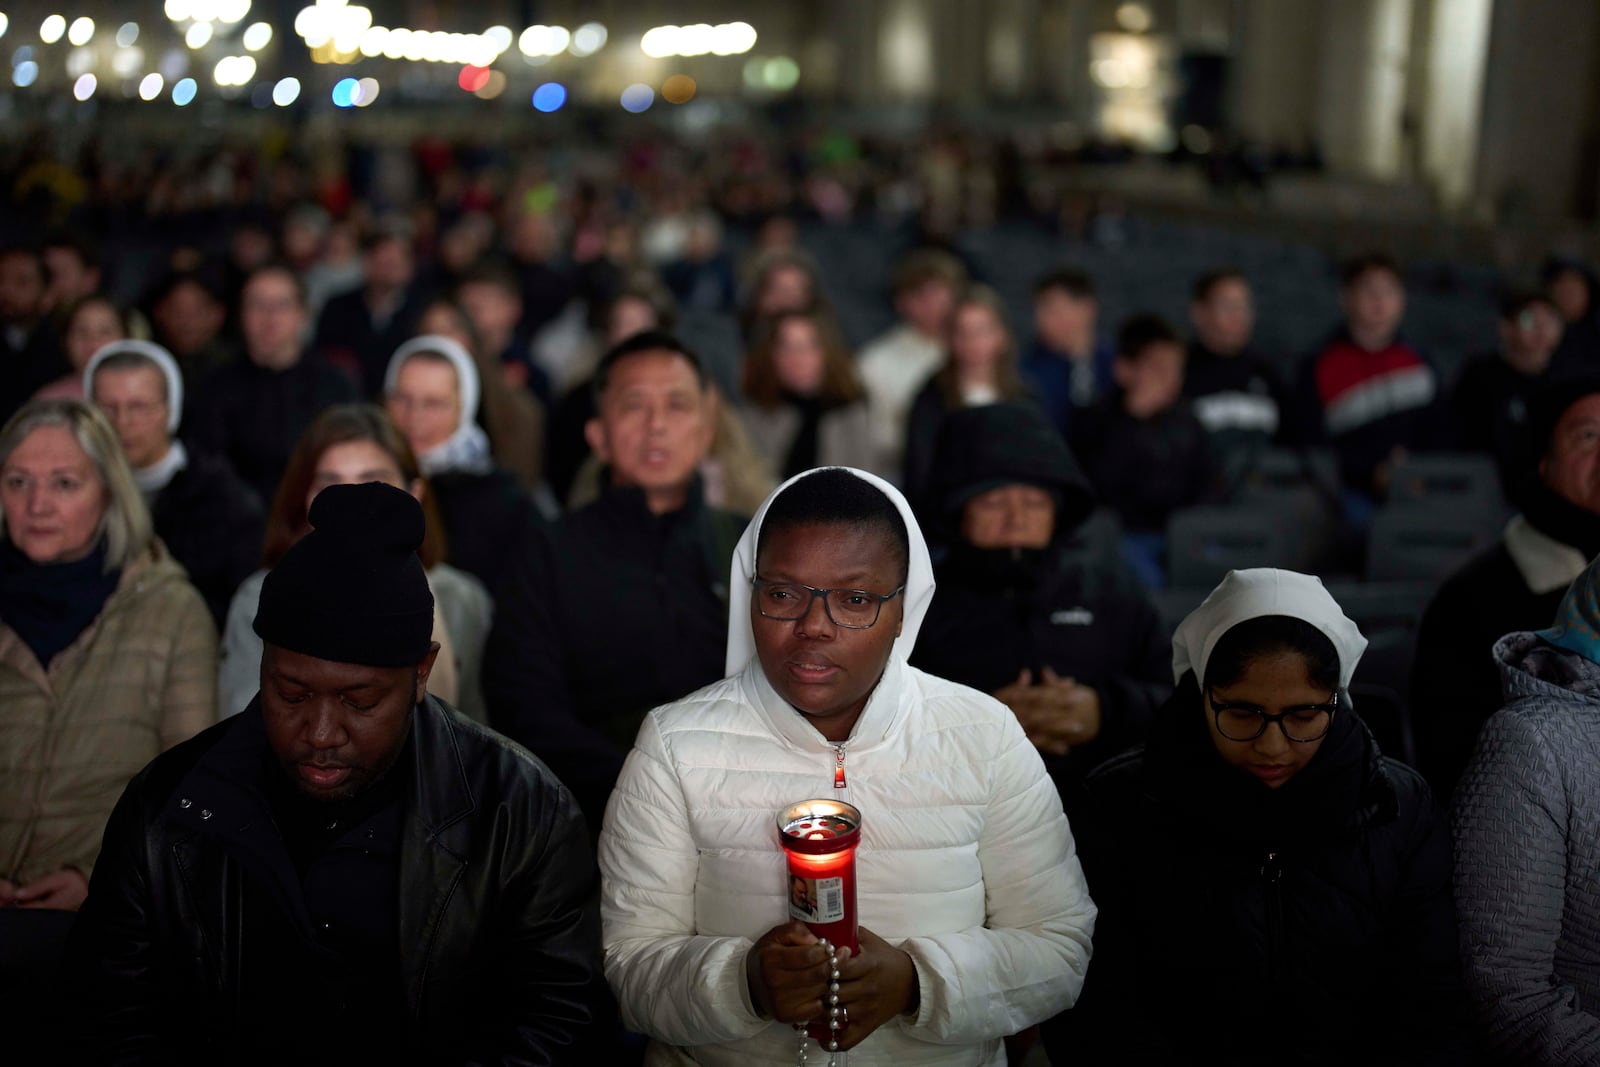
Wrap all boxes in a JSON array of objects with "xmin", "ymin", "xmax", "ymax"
[{"xmin": 1453, "ymin": 630, "xmax": 1600, "ymax": 1063}]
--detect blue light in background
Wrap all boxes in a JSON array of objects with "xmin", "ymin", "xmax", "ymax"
[
  {"xmin": 172, "ymin": 77, "xmax": 197, "ymax": 106},
  {"xmin": 12, "ymin": 60, "xmax": 37, "ymax": 87},
  {"xmin": 619, "ymin": 82, "xmax": 653, "ymax": 113},
  {"xmin": 332, "ymin": 77, "xmax": 358, "ymax": 108},
  {"xmin": 532, "ymin": 81, "xmax": 566, "ymax": 112}
]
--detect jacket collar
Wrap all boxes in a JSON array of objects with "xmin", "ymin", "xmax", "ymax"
[{"xmin": 743, "ymin": 654, "xmax": 907, "ymax": 754}]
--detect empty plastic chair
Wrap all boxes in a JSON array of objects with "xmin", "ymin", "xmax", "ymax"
[{"xmin": 1365, "ymin": 507, "xmax": 1497, "ymax": 584}]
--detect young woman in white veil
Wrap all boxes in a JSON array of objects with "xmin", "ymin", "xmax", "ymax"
[{"xmin": 599, "ymin": 465, "xmax": 1095, "ymax": 1066}]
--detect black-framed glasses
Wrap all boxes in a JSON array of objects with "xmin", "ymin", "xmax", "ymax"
[
  {"xmin": 1207, "ymin": 689, "xmax": 1339, "ymax": 743},
  {"xmin": 751, "ymin": 577, "xmax": 905, "ymax": 629}
]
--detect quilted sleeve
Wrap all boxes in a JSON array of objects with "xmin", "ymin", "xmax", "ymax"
[
  {"xmin": 598, "ymin": 713, "xmax": 770, "ymax": 1047},
  {"xmin": 897, "ymin": 707, "xmax": 1097, "ymax": 1046},
  {"xmin": 1453, "ymin": 705, "xmax": 1600, "ymax": 1064}
]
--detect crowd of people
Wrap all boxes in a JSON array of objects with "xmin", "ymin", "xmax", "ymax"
[{"xmin": 2, "ymin": 125, "xmax": 1600, "ymax": 1064}]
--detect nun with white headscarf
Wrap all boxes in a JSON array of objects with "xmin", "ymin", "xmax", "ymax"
[
  {"xmin": 383, "ymin": 335, "xmax": 538, "ymax": 586},
  {"xmin": 1043, "ymin": 568, "xmax": 1467, "ymax": 1065},
  {"xmin": 84, "ymin": 340, "xmax": 263, "ymax": 627},
  {"xmin": 599, "ymin": 465, "xmax": 1095, "ymax": 1067}
]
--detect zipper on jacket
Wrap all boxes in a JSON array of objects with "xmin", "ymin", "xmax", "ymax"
[
  {"xmin": 1260, "ymin": 849, "xmax": 1286, "ymax": 988},
  {"xmin": 832, "ymin": 744, "xmax": 848, "ymax": 799}
]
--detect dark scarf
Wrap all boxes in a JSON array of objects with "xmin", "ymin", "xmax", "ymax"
[
  {"xmin": 942, "ymin": 540, "xmax": 1052, "ymax": 591},
  {"xmin": 0, "ymin": 537, "xmax": 121, "ymax": 669},
  {"xmin": 781, "ymin": 391, "xmax": 827, "ymax": 480},
  {"xmin": 1142, "ymin": 675, "xmax": 1373, "ymax": 848},
  {"xmin": 1522, "ymin": 480, "xmax": 1600, "ymax": 560}
]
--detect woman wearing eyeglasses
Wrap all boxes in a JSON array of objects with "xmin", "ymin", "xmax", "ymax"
[
  {"xmin": 1043, "ymin": 568, "xmax": 1468, "ymax": 1065},
  {"xmin": 599, "ymin": 466, "xmax": 1095, "ymax": 1066}
]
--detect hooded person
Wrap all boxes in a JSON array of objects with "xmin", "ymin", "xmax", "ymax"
[
  {"xmin": 84, "ymin": 340, "xmax": 263, "ymax": 628},
  {"xmin": 1411, "ymin": 373, "xmax": 1600, "ymax": 800},
  {"xmin": 909, "ymin": 403, "xmax": 1170, "ymax": 807},
  {"xmin": 67, "ymin": 481, "xmax": 607, "ymax": 1063},
  {"xmin": 1454, "ymin": 557, "xmax": 1600, "ymax": 1064},
  {"xmin": 383, "ymin": 335, "xmax": 539, "ymax": 588},
  {"xmin": 599, "ymin": 466, "xmax": 1096, "ymax": 1066},
  {"xmin": 1043, "ymin": 568, "xmax": 1466, "ymax": 1066}
]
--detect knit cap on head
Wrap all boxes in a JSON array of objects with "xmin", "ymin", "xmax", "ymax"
[{"xmin": 254, "ymin": 481, "xmax": 434, "ymax": 668}]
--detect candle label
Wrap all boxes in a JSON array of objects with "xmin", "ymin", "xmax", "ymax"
[{"xmin": 788, "ymin": 874, "xmax": 845, "ymax": 923}]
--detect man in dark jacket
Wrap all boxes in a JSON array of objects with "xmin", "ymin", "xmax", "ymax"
[
  {"xmin": 68, "ymin": 483, "xmax": 604, "ymax": 1065},
  {"xmin": 911, "ymin": 403, "xmax": 1170, "ymax": 809},
  {"xmin": 1411, "ymin": 375, "xmax": 1600, "ymax": 800},
  {"xmin": 186, "ymin": 264, "xmax": 358, "ymax": 507},
  {"xmin": 1183, "ymin": 267, "xmax": 1289, "ymax": 461},
  {"xmin": 313, "ymin": 224, "xmax": 428, "ymax": 398},
  {"xmin": 485, "ymin": 331, "xmax": 746, "ymax": 831},
  {"xmin": 88, "ymin": 342, "xmax": 263, "ymax": 628}
]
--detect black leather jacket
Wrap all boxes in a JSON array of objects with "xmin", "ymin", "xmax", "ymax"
[{"xmin": 68, "ymin": 694, "xmax": 605, "ymax": 1065}]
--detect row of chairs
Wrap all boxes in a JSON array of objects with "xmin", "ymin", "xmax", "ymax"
[{"xmin": 1149, "ymin": 449, "xmax": 1509, "ymax": 768}]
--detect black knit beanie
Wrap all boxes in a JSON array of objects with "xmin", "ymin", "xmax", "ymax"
[{"xmin": 254, "ymin": 481, "xmax": 435, "ymax": 668}]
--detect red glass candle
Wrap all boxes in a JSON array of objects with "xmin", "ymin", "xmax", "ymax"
[{"xmin": 777, "ymin": 799, "xmax": 861, "ymax": 954}]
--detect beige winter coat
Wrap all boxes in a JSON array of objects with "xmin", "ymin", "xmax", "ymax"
[{"xmin": 0, "ymin": 542, "xmax": 217, "ymax": 886}]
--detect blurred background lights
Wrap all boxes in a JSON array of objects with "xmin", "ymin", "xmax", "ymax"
[
  {"xmin": 163, "ymin": 0, "xmax": 190, "ymax": 20},
  {"xmin": 1116, "ymin": 3, "xmax": 1153, "ymax": 33},
  {"xmin": 185, "ymin": 22, "xmax": 213, "ymax": 49},
  {"xmin": 12, "ymin": 59, "xmax": 35, "ymax": 86},
  {"xmin": 72, "ymin": 72, "xmax": 94, "ymax": 100},
  {"xmin": 354, "ymin": 76, "xmax": 378, "ymax": 106},
  {"xmin": 642, "ymin": 22, "xmax": 756, "ymax": 59},
  {"xmin": 271, "ymin": 75, "xmax": 299, "ymax": 105},
  {"xmin": 213, "ymin": 54, "xmax": 256, "ymax": 86},
  {"xmin": 242, "ymin": 22, "xmax": 271, "ymax": 52},
  {"xmin": 473, "ymin": 70, "xmax": 506, "ymax": 100},
  {"xmin": 139, "ymin": 72, "xmax": 164, "ymax": 100},
  {"xmin": 39, "ymin": 15, "xmax": 64, "ymax": 44},
  {"xmin": 457, "ymin": 64, "xmax": 489, "ymax": 92},
  {"xmin": 661, "ymin": 74, "xmax": 696, "ymax": 104},
  {"xmin": 116, "ymin": 22, "xmax": 138, "ymax": 47},
  {"xmin": 159, "ymin": 48, "xmax": 189, "ymax": 78},
  {"xmin": 519, "ymin": 25, "xmax": 568, "ymax": 58},
  {"xmin": 217, "ymin": 0, "xmax": 251, "ymax": 25},
  {"xmin": 331, "ymin": 76, "xmax": 357, "ymax": 107},
  {"xmin": 0, "ymin": 14, "xmax": 9, "ymax": 40},
  {"xmin": 764, "ymin": 56, "xmax": 800, "ymax": 90},
  {"xmin": 531, "ymin": 81, "xmax": 565, "ymax": 112},
  {"xmin": 570, "ymin": 22, "xmax": 606, "ymax": 57},
  {"xmin": 171, "ymin": 76, "xmax": 196, "ymax": 105},
  {"xmin": 484, "ymin": 25, "xmax": 511, "ymax": 52},
  {"xmin": 66, "ymin": 45, "xmax": 92, "ymax": 76},
  {"xmin": 112, "ymin": 47, "xmax": 143, "ymax": 77},
  {"xmin": 619, "ymin": 82, "xmax": 653, "ymax": 113},
  {"xmin": 66, "ymin": 16, "xmax": 92, "ymax": 46},
  {"xmin": 13, "ymin": 45, "xmax": 32, "ymax": 65}
]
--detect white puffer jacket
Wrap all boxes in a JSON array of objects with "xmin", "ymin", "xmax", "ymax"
[{"xmin": 599, "ymin": 467, "xmax": 1096, "ymax": 1066}]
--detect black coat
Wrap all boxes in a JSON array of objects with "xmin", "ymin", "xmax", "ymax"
[
  {"xmin": 428, "ymin": 466, "xmax": 541, "ymax": 589},
  {"xmin": 483, "ymin": 482, "xmax": 745, "ymax": 831},
  {"xmin": 1044, "ymin": 679, "xmax": 1467, "ymax": 1066},
  {"xmin": 911, "ymin": 543, "xmax": 1170, "ymax": 807},
  {"xmin": 1071, "ymin": 396, "xmax": 1214, "ymax": 534},
  {"xmin": 1410, "ymin": 541, "xmax": 1565, "ymax": 801},
  {"xmin": 312, "ymin": 285, "xmax": 428, "ymax": 399},
  {"xmin": 185, "ymin": 355, "xmax": 358, "ymax": 509},
  {"xmin": 150, "ymin": 451, "xmax": 264, "ymax": 629},
  {"xmin": 66, "ymin": 694, "xmax": 605, "ymax": 1065}
]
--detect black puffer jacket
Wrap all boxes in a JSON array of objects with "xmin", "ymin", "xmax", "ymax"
[
  {"xmin": 67, "ymin": 694, "xmax": 606, "ymax": 1065},
  {"xmin": 149, "ymin": 450, "xmax": 264, "ymax": 629},
  {"xmin": 1044, "ymin": 676, "xmax": 1469, "ymax": 1066},
  {"xmin": 910, "ymin": 403, "xmax": 1170, "ymax": 806}
]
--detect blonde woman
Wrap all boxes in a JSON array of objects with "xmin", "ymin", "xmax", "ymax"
[{"xmin": 0, "ymin": 398, "xmax": 216, "ymax": 912}]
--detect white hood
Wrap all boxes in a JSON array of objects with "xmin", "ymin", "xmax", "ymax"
[
  {"xmin": 1171, "ymin": 567, "xmax": 1367, "ymax": 689},
  {"xmin": 724, "ymin": 466, "xmax": 935, "ymax": 677}
]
